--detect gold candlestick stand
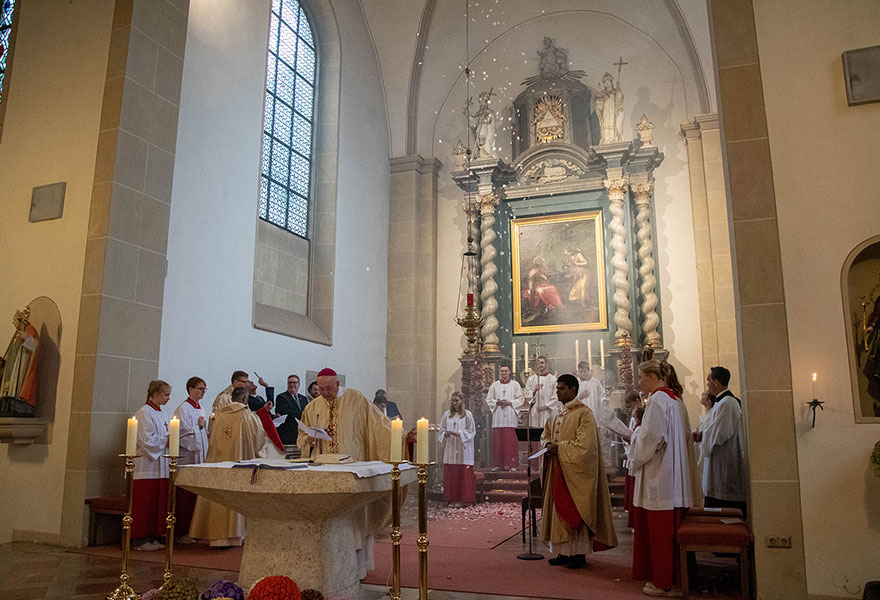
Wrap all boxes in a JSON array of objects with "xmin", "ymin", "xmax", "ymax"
[
  {"xmin": 107, "ymin": 455, "xmax": 138, "ymax": 600},
  {"xmin": 389, "ymin": 462, "xmax": 402, "ymax": 600},
  {"xmin": 160, "ymin": 455, "xmax": 179, "ymax": 589},
  {"xmin": 417, "ymin": 463, "xmax": 430, "ymax": 600}
]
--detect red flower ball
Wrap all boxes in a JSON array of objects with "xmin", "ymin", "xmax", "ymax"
[{"xmin": 247, "ymin": 575, "xmax": 301, "ymax": 600}]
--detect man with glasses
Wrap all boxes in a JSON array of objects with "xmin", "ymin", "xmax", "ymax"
[
  {"xmin": 209, "ymin": 370, "xmax": 250, "ymax": 433},
  {"xmin": 275, "ymin": 374, "xmax": 311, "ymax": 444}
]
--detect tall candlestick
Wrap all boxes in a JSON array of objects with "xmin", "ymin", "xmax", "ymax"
[
  {"xmin": 126, "ymin": 417, "xmax": 138, "ymax": 457},
  {"xmin": 390, "ymin": 418, "xmax": 403, "ymax": 462},
  {"xmin": 587, "ymin": 339, "xmax": 593, "ymax": 370},
  {"xmin": 811, "ymin": 372, "xmax": 817, "ymax": 399},
  {"xmin": 416, "ymin": 418, "xmax": 429, "ymax": 464},
  {"xmin": 512, "ymin": 342, "xmax": 517, "ymax": 375},
  {"xmin": 524, "ymin": 342, "xmax": 529, "ymax": 369},
  {"xmin": 600, "ymin": 339, "xmax": 605, "ymax": 370},
  {"xmin": 575, "ymin": 339, "xmax": 580, "ymax": 368},
  {"xmin": 169, "ymin": 417, "xmax": 180, "ymax": 457}
]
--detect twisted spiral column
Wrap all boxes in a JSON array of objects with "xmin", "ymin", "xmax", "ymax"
[
  {"xmin": 604, "ymin": 178, "xmax": 633, "ymax": 346},
  {"xmin": 479, "ymin": 193, "xmax": 500, "ymax": 353},
  {"xmin": 462, "ymin": 199, "xmax": 481, "ymax": 309},
  {"xmin": 633, "ymin": 182, "xmax": 661, "ymax": 348}
]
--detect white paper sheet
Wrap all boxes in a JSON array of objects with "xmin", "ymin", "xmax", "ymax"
[
  {"xmin": 296, "ymin": 418, "xmax": 331, "ymax": 440},
  {"xmin": 604, "ymin": 418, "xmax": 634, "ymax": 439},
  {"xmin": 528, "ymin": 447, "xmax": 548, "ymax": 460},
  {"xmin": 273, "ymin": 414, "xmax": 288, "ymax": 427},
  {"xmin": 720, "ymin": 517, "xmax": 744, "ymax": 524}
]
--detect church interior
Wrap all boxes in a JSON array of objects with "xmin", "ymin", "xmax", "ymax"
[{"xmin": 0, "ymin": 0, "xmax": 879, "ymax": 599}]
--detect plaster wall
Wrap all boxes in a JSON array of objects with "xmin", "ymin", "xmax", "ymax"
[
  {"xmin": 752, "ymin": 0, "xmax": 880, "ymax": 596},
  {"xmin": 427, "ymin": 12, "xmax": 705, "ymax": 421},
  {"xmin": 159, "ymin": 0, "xmax": 389, "ymax": 412},
  {"xmin": 0, "ymin": 0, "xmax": 114, "ymax": 543}
]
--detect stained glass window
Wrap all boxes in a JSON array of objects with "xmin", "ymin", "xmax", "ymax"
[
  {"xmin": 0, "ymin": 0, "xmax": 16, "ymax": 105},
  {"xmin": 260, "ymin": 0, "xmax": 316, "ymax": 238}
]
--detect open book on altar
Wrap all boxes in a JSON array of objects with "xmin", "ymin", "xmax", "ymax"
[{"xmin": 231, "ymin": 458, "xmax": 307, "ymax": 470}]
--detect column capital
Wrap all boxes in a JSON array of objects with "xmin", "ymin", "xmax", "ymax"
[
  {"xmin": 632, "ymin": 181, "xmax": 654, "ymax": 206},
  {"xmin": 603, "ymin": 177, "xmax": 630, "ymax": 200},
  {"xmin": 478, "ymin": 192, "xmax": 499, "ymax": 214}
]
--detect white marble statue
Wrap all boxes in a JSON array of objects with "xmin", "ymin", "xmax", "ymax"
[
  {"xmin": 596, "ymin": 72, "xmax": 625, "ymax": 144},
  {"xmin": 466, "ymin": 90, "xmax": 498, "ymax": 160}
]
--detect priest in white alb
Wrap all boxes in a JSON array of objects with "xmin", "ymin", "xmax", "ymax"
[
  {"xmin": 297, "ymin": 367, "xmax": 393, "ymax": 579},
  {"xmin": 485, "ymin": 364, "xmax": 524, "ymax": 470},
  {"xmin": 576, "ymin": 361, "xmax": 614, "ymax": 468},
  {"xmin": 524, "ymin": 355, "xmax": 560, "ymax": 428}
]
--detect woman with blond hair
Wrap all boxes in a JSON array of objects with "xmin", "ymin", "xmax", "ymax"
[
  {"xmin": 629, "ymin": 359, "xmax": 702, "ymax": 597},
  {"xmin": 439, "ymin": 391, "xmax": 476, "ymax": 507},
  {"xmin": 132, "ymin": 380, "xmax": 172, "ymax": 552}
]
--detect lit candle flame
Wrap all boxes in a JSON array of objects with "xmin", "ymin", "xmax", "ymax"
[{"xmin": 812, "ymin": 372, "xmax": 817, "ymax": 382}]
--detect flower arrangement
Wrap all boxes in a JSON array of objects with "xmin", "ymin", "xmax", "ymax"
[
  {"xmin": 301, "ymin": 590, "xmax": 323, "ymax": 600},
  {"xmin": 140, "ymin": 589, "xmax": 160, "ymax": 600},
  {"xmin": 157, "ymin": 578, "xmax": 201, "ymax": 599},
  {"xmin": 247, "ymin": 575, "xmax": 301, "ymax": 600},
  {"xmin": 201, "ymin": 580, "xmax": 245, "ymax": 600}
]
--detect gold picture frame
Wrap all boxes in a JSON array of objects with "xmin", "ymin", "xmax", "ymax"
[{"xmin": 512, "ymin": 210, "xmax": 607, "ymax": 334}]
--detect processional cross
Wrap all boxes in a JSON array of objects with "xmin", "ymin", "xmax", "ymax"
[{"xmin": 614, "ymin": 56, "xmax": 628, "ymax": 83}]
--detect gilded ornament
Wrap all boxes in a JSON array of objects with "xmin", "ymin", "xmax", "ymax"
[{"xmin": 534, "ymin": 95, "xmax": 565, "ymax": 143}]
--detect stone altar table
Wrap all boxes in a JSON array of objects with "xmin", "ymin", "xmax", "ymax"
[{"xmin": 177, "ymin": 461, "xmax": 417, "ymax": 598}]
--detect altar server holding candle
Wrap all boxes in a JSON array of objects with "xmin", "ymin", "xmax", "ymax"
[
  {"xmin": 439, "ymin": 392, "xmax": 476, "ymax": 506},
  {"xmin": 131, "ymin": 379, "xmax": 171, "ymax": 552},
  {"xmin": 172, "ymin": 376, "xmax": 209, "ymax": 540}
]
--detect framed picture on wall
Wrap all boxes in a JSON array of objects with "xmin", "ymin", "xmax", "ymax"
[
  {"xmin": 511, "ymin": 210, "xmax": 607, "ymax": 334},
  {"xmin": 842, "ymin": 45, "xmax": 880, "ymax": 106}
]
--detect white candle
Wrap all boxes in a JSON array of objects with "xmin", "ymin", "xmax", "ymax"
[
  {"xmin": 512, "ymin": 342, "xmax": 517, "ymax": 375},
  {"xmin": 811, "ymin": 372, "xmax": 817, "ymax": 399},
  {"xmin": 575, "ymin": 339, "xmax": 580, "ymax": 368},
  {"xmin": 524, "ymin": 342, "xmax": 529, "ymax": 369},
  {"xmin": 587, "ymin": 339, "xmax": 593, "ymax": 370},
  {"xmin": 600, "ymin": 339, "xmax": 605, "ymax": 370},
  {"xmin": 126, "ymin": 417, "xmax": 138, "ymax": 456},
  {"xmin": 169, "ymin": 416, "xmax": 180, "ymax": 457},
  {"xmin": 390, "ymin": 418, "xmax": 403, "ymax": 462},
  {"xmin": 416, "ymin": 418, "xmax": 429, "ymax": 464}
]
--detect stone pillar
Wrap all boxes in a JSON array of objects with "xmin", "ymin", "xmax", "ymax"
[
  {"xmin": 60, "ymin": 0, "xmax": 190, "ymax": 546},
  {"xmin": 632, "ymin": 180, "xmax": 661, "ymax": 348},
  {"xmin": 387, "ymin": 155, "xmax": 440, "ymax": 429},
  {"xmin": 478, "ymin": 192, "xmax": 500, "ymax": 353},
  {"xmin": 604, "ymin": 177, "xmax": 633, "ymax": 346},
  {"xmin": 461, "ymin": 197, "xmax": 481, "ymax": 308}
]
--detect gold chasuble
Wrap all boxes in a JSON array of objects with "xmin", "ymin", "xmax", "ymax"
[
  {"xmin": 540, "ymin": 402, "xmax": 618, "ymax": 551},
  {"xmin": 189, "ymin": 402, "xmax": 266, "ymax": 545},
  {"xmin": 297, "ymin": 388, "xmax": 394, "ymax": 548}
]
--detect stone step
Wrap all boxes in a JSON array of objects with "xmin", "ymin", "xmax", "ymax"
[
  {"xmin": 482, "ymin": 490, "xmax": 527, "ymax": 503},
  {"xmin": 482, "ymin": 479, "xmax": 529, "ymax": 492}
]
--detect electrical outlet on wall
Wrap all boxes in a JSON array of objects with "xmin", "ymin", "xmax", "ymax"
[{"xmin": 765, "ymin": 535, "xmax": 792, "ymax": 548}]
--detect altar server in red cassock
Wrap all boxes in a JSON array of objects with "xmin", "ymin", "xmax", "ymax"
[
  {"xmin": 439, "ymin": 391, "xmax": 477, "ymax": 505},
  {"xmin": 630, "ymin": 359, "xmax": 702, "ymax": 596},
  {"xmin": 485, "ymin": 364, "xmax": 524, "ymax": 470},
  {"xmin": 131, "ymin": 380, "xmax": 172, "ymax": 552},
  {"xmin": 172, "ymin": 376, "xmax": 209, "ymax": 540},
  {"xmin": 540, "ymin": 374, "xmax": 618, "ymax": 570}
]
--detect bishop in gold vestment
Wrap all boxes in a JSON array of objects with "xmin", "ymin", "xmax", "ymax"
[
  {"xmin": 540, "ymin": 374, "xmax": 617, "ymax": 569},
  {"xmin": 297, "ymin": 368, "xmax": 393, "ymax": 578}
]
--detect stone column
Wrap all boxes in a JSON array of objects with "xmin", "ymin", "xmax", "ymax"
[
  {"xmin": 387, "ymin": 155, "xmax": 440, "ymax": 429},
  {"xmin": 461, "ymin": 197, "xmax": 481, "ymax": 308},
  {"xmin": 632, "ymin": 181, "xmax": 661, "ymax": 348},
  {"xmin": 478, "ymin": 192, "xmax": 500, "ymax": 353},
  {"xmin": 604, "ymin": 177, "xmax": 633, "ymax": 346}
]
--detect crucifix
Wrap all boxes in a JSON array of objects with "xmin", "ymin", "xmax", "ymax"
[{"xmin": 614, "ymin": 56, "xmax": 628, "ymax": 84}]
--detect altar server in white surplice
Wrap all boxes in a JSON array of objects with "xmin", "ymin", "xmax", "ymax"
[
  {"xmin": 131, "ymin": 380, "xmax": 171, "ymax": 552},
  {"xmin": 576, "ymin": 362, "xmax": 614, "ymax": 468},
  {"xmin": 486, "ymin": 365, "xmax": 524, "ymax": 470},
  {"xmin": 173, "ymin": 376, "xmax": 209, "ymax": 539},
  {"xmin": 439, "ymin": 392, "xmax": 477, "ymax": 506},
  {"xmin": 525, "ymin": 355, "xmax": 560, "ymax": 428}
]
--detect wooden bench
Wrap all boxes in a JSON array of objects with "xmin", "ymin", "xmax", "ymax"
[
  {"xmin": 85, "ymin": 495, "xmax": 126, "ymax": 546},
  {"xmin": 677, "ymin": 514, "xmax": 752, "ymax": 600}
]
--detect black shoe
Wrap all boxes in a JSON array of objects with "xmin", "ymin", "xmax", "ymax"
[
  {"xmin": 548, "ymin": 554, "xmax": 570, "ymax": 566},
  {"xmin": 566, "ymin": 554, "xmax": 587, "ymax": 569}
]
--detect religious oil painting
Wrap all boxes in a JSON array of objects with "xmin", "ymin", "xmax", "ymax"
[
  {"xmin": 511, "ymin": 211, "xmax": 607, "ymax": 334},
  {"xmin": 841, "ymin": 235, "xmax": 880, "ymax": 423}
]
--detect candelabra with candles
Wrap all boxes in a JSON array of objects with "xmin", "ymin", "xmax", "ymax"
[
  {"xmin": 807, "ymin": 372, "xmax": 824, "ymax": 428},
  {"xmin": 160, "ymin": 454, "xmax": 180, "ymax": 589},
  {"xmin": 106, "ymin": 454, "xmax": 138, "ymax": 600}
]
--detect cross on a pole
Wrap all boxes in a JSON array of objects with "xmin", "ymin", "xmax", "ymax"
[{"xmin": 614, "ymin": 56, "xmax": 628, "ymax": 83}]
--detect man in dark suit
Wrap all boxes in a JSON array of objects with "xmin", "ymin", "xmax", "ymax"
[
  {"xmin": 373, "ymin": 389, "xmax": 401, "ymax": 420},
  {"xmin": 247, "ymin": 376, "xmax": 275, "ymax": 413},
  {"xmin": 275, "ymin": 374, "xmax": 311, "ymax": 444}
]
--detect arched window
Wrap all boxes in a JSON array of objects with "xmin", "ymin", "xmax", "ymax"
[
  {"xmin": 260, "ymin": 0, "xmax": 316, "ymax": 238},
  {"xmin": 1, "ymin": 0, "xmax": 18, "ymax": 104}
]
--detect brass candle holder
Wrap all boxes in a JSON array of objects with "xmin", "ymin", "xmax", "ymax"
[
  {"xmin": 160, "ymin": 455, "xmax": 179, "ymax": 589},
  {"xmin": 107, "ymin": 455, "xmax": 138, "ymax": 600},
  {"xmin": 389, "ymin": 461, "xmax": 403, "ymax": 600},
  {"xmin": 417, "ymin": 463, "xmax": 430, "ymax": 600}
]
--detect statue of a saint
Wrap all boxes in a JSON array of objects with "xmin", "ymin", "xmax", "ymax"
[
  {"xmin": 0, "ymin": 307, "xmax": 40, "ymax": 417},
  {"xmin": 537, "ymin": 36, "xmax": 569, "ymax": 80},
  {"xmin": 465, "ymin": 90, "xmax": 498, "ymax": 160},
  {"xmin": 596, "ymin": 72, "xmax": 625, "ymax": 144}
]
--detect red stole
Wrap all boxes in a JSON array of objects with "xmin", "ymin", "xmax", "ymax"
[{"xmin": 256, "ymin": 405, "xmax": 285, "ymax": 452}]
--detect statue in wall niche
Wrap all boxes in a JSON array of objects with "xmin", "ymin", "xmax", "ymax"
[
  {"xmin": 862, "ymin": 287, "xmax": 880, "ymax": 416},
  {"xmin": 596, "ymin": 72, "xmax": 625, "ymax": 144},
  {"xmin": 465, "ymin": 89, "xmax": 498, "ymax": 160},
  {"xmin": 0, "ymin": 306, "xmax": 40, "ymax": 417}
]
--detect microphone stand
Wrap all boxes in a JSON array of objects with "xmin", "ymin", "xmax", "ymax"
[{"xmin": 518, "ymin": 396, "xmax": 543, "ymax": 560}]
